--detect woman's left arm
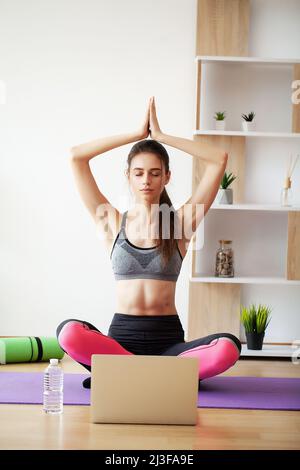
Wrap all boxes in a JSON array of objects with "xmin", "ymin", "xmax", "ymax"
[
  {"xmin": 160, "ymin": 132, "xmax": 228, "ymax": 240},
  {"xmin": 149, "ymin": 96, "xmax": 227, "ymax": 165},
  {"xmin": 149, "ymin": 96, "xmax": 228, "ymax": 239},
  {"xmin": 157, "ymin": 132, "xmax": 227, "ymax": 165}
]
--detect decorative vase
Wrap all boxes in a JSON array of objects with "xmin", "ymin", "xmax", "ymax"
[
  {"xmin": 216, "ymin": 188, "xmax": 233, "ymax": 204},
  {"xmin": 242, "ymin": 121, "xmax": 255, "ymax": 132},
  {"xmin": 280, "ymin": 177, "xmax": 293, "ymax": 206},
  {"xmin": 245, "ymin": 331, "xmax": 265, "ymax": 350},
  {"xmin": 215, "ymin": 120, "xmax": 226, "ymax": 131}
]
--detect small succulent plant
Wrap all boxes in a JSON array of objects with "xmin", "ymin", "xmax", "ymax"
[
  {"xmin": 241, "ymin": 111, "xmax": 255, "ymax": 122},
  {"xmin": 214, "ymin": 111, "xmax": 226, "ymax": 121},
  {"xmin": 220, "ymin": 171, "xmax": 236, "ymax": 189}
]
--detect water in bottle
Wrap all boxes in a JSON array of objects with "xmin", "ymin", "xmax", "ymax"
[{"xmin": 43, "ymin": 358, "xmax": 64, "ymax": 414}]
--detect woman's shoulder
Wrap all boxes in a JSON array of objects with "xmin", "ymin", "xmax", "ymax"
[{"xmin": 95, "ymin": 206, "xmax": 123, "ymax": 244}]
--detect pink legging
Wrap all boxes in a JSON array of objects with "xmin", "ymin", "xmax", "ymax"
[{"xmin": 56, "ymin": 317, "xmax": 241, "ymax": 380}]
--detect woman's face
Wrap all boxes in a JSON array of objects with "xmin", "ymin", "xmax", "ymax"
[{"xmin": 127, "ymin": 152, "xmax": 170, "ymax": 205}]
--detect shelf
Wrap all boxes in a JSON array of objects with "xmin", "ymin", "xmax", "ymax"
[
  {"xmin": 193, "ymin": 130, "xmax": 300, "ymax": 138},
  {"xmin": 190, "ymin": 276, "xmax": 300, "ymax": 285},
  {"xmin": 195, "ymin": 55, "xmax": 300, "ymax": 65},
  {"xmin": 211, "ymin": 203, "xmax": 300, "ymax": 211},
  {"xmin": 189, "ymin": 4, "xmax": 300, "ymax": 350},
  {"xmin": 241, "ymin": 344, "xmax": 294, "ymax": 358}
]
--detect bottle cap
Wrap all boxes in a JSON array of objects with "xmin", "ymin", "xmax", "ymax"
[
  {"xmin": 50, "ymin": 358, "xmax": 58, "ymax": 365},
  {"xmin": 219, "ymin": 240, "xmax": 232, "ymax": 244}
]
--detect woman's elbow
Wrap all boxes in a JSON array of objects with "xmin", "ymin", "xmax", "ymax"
[
  {"xmin": 69, "ymin": 146, "xmax": 79, "ymax": 160},
  {"xmin": 222, "ymin": 152, "xmax": 228, "ymax": 163}
]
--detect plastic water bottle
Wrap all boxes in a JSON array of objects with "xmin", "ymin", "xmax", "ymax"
[{"xmin": 43, "ymin": 358, "xmax": 64, "ymax": 414}]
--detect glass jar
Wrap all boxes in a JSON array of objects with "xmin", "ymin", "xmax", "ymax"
[{"xmin": 215, "ymin": 240, "xmax": 234, "ymax": 277}]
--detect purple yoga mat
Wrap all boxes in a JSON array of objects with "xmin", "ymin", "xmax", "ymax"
[{"xmin": 0, "ymin": 372, "xmax": 299, "ymax": 410}]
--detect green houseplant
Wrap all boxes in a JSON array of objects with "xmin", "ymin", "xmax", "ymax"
[
  {"xmin": 216, "ymin": 171, "xmax": 236, "ymax": 204},
  {"xmin": 240, "ymin": 303, "xmax": 272, "ymax": 350},
  {"xmin": 214, "ymin": 111, "xmax": 226, "ymax": 131},
  {"xmin": 241, "ymin": 111, "xmax": 255, "ymax": 132}
]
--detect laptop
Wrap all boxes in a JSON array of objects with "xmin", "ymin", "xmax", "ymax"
[{"xmin": 90, "ymin": 354, "xmax": 199, "ymax": 425}]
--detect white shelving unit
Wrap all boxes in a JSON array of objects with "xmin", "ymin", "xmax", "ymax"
[
  {"xmin": 195, "ymin": 55, "xmax": 300, "ymax": 65},
  {"xmin": 188, "ymin": 3, "xmax": 300, "ymax": 358},
  {"xmin": 210, "ymin": 204, "xmax": 300, "ymax": 211},
  {"xmin": 194, "ymin": 130, "xmax": 300, "ymax": 138},
  {"xmin": 190, "ymin": 276, "xmax": 300, "ymax": 286},
  {"xmin": 241, "ymin": 344, "xmax": 294, "ymax": 358}
]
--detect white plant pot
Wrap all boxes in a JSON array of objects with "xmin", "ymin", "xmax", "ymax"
[
  {"xmin": 242, "ymin": 121, "xmax": 255, "ymax": 132},
  {"xmin": 216, "ymin": 188, "xmax": 233, "ymax": 204},
  {"xmin": 215, "ymin": 120, "xmax": 226, "ymax": 131}
]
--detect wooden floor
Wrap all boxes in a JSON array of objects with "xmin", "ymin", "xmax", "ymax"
[{"xmin": 0, "ymin": 355, "xmax": 299, "ymax": 450}]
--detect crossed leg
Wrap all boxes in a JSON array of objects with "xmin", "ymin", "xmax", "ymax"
[
  {"xmin": 56, "ymin": 318, "xmax": 133, "ymax": 371},
  {"xmin": 56, "ymin": 318, "xmax": 133, "ymax": 388},
  {"xmin": 56, "ymin": 319, "xmax": 241, "ymax": 387},
  {"xmin": 161, "ymin": 333, "xmax": 241, "ymax": 380}
]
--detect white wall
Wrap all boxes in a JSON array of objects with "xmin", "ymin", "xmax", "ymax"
[
  {"xmin": 1, "ymin": 0, "xmax": 299, "ymax": 342},
  {"xmin": 0, "ymin": 0, "xmax": 197, "ymax": 336},
  {"xmin": 249, "ymin": 0, "xmax": 300, "ymax": 58}
]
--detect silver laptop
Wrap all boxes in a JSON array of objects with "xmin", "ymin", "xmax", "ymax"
[{"xmin": 90, "ymin": 354, "xmax": 199, "ymax": 425}]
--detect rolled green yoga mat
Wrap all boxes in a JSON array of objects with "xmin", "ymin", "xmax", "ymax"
[{"xmin": 0, "ymin": 337, "xmax": 65, "ymax": 364}]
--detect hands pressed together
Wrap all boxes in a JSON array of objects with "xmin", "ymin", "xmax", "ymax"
[{"xmin": 138, "ymin": 96, "xmax": 163, "ymax": 141}]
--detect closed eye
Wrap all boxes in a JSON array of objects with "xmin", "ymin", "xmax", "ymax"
[{"xmin": 135, "ymin": 173, "xmax": 161, "ymax": 177}]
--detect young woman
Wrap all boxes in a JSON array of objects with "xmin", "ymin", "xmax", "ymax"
[{"xmin": 56, "ymin": 97, "xmax": 241, "ymax": 388}]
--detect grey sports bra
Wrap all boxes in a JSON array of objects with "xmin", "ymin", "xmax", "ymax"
[{"xmin": 110, "ymin": 211, "xmax": 183, "ymax": 281}]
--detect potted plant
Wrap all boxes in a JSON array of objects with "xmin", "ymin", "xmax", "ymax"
[
  {"xmin": 214, "ymin": 111, "xmax": 226, "ymax": 131},
  {"xmin": 240, "ymin": 303, "xmax": 272, "ymax": 350},
  {"xmin": 216, "ymin": 171, "xmax": 236, "ymax": 204},
  {"xmin": 241, "ymin": 111, "xmax": 255, "ymax": 131}
]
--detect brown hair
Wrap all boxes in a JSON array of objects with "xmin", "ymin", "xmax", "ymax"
[{"xmin": 126, "ymin": 139, "xmax": 179, "ymax": 267}]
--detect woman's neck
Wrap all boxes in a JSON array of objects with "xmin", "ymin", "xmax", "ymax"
[{"xmin": 130, "ymin": 204, "xmax": 159, "ymax": 224}]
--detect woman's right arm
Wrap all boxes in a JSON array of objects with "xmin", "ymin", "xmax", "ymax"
[
  {"xmin": 70, "ymin": 97, "xmax": 151, "ymax": 162},
  {"xmin": 68, "ymin": 132, "xmax": 141, "ymax": 234},
  {"xmin": 70, "ymin": 131, "xmax": 143, "ymax": 163},
  {"xmin": 69, "ymin": 100, "xmax": 151, "ymax": 236}
]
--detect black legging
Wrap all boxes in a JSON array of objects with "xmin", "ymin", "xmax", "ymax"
[{"xmin": 56, "ymin": 314, "xmax": 241, "ymax": 382}]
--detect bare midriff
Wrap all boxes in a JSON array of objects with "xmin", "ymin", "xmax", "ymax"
[
  {"xmin": 108, "ymin": 209, "xmax": 188, "ymax": 317},
  {"xmin": 115, "ymin": 278, "xmax": 178, "ymax": 316}
]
